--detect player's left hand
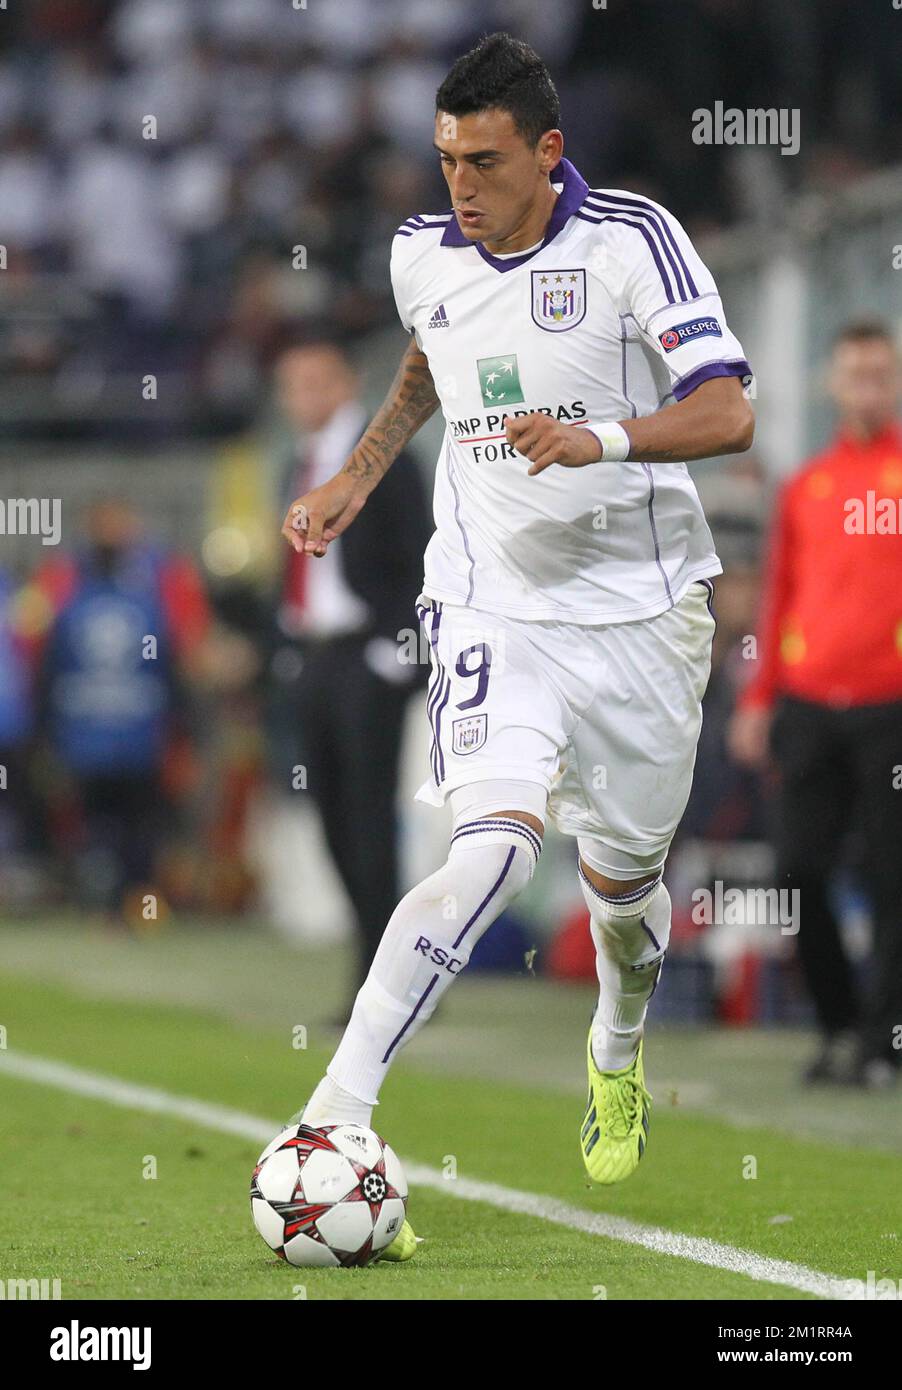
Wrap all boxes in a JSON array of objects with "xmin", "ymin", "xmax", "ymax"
[{"xmin": 505, "ymin": 413, "xmax": 603, "ymax": 476}]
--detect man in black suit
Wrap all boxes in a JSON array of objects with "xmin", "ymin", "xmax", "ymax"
[{"xmin": 272, "ymin": 332, "xmax": 431, "ymax": 1007}]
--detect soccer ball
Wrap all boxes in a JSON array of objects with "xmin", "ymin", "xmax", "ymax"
[{"xmin": 250, "ymin": 1122, "xmax": 408, "ymax": 1267}]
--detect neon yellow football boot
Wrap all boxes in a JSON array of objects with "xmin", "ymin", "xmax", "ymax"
[
  {"xmin": 581, "ymin": 1030, "xmax": 652, "ymax": 1184},
  {"xmin": 377, "ymin": 1218, "xmax": 419, "ymax": 1263}
]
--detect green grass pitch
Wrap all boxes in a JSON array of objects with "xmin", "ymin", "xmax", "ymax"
[{"xmin": 0, "ymin": 921, "xmax": 899, "ymax": 1300}]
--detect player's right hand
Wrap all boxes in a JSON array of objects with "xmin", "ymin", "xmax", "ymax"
[{"xmin": 281, "ymin": 472, "xmax": 368, "ymax": 556}]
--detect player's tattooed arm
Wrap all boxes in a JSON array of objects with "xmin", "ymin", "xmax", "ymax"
[
  {"xmin": 281, "ymin": 334, "xmax": 438, "ymax": 556},
  {"xmin": 342, "ymin": 335, "xmax": 439, "ymax": 490}
]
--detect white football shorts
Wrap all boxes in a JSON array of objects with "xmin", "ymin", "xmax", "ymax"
[{"xmin": 414, "ymin": 579, "xmax": 716, "ymax": 869}]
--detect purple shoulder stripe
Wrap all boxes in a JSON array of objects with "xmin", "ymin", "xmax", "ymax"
[
  {"xmin": 394, "ymin": 214, "xmax": 453, "ymax": 239},
  {"xmin": 575, "ymin": 209, "xmax": 678, "ymax": 306},
  {"xmin": 585, "ymin": 191, "xmax": 699, "ymax": 300}
]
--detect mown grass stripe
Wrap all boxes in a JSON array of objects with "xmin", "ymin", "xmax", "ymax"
[{"xmin": 0, "ymin": 1048, "xmax": 862, "ymax": 1300}]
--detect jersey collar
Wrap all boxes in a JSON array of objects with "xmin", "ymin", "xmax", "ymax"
[{"xmin": 439, "ymin": 157, "xmax": 589, "ymax": 272}]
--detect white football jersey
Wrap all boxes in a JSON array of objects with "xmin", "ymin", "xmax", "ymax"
[{"xmin": 391, "ymin": 158, "xmax": 752, "ymax": 624}]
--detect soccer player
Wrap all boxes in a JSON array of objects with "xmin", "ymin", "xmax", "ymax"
[{"xmin": 282, "ymin": 33, "xmax": 753, "ymax": 1258}]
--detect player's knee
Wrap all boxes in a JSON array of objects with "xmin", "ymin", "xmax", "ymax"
[
  {"xmin": 447, "ymin": 779, "xmax": 545, "ymax": 896},
  {"xmin": 579, "ymin": 863, "xmax": 672, "ymax": 968},
  {"xmin": 486, "ymin": 807, "xmax": 545, "ymax": 839},
  {"xmin": 580, "ymin": 864, "xmax": 658, "ymax": 898},
  {"xmin": 577, "ymin": 834, "xmax": 667, "ymax": 889},
  {"xmin": 578, "ymin": 860, "xmax": 665, "ymax": 924},
  {"xmin": 447, "ymin": 814, "xmax": 540, "ymax": 896}
]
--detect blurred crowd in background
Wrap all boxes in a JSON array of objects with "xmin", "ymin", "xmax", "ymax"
[
  {"xmin": 0, "ymin": 1, "xmax": 901, "ymax": 1060},
  {"xmin": 0, "ymin": 0, "xmax": 900, "ymax": 437}
]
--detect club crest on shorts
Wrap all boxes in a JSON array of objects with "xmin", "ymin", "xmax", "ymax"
[
  {"xmin": 531, "ymin": 269, "xmax": 586, "ymax": 332},
  {"xmin": 452, "ymin": 713, "xmax": 487, "ymax": 755}
]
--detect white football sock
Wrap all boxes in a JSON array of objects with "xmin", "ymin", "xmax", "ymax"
[
  {"xmin": 303, "ymin": 1075, "xmax": 373, "ymax": 1129},
  {"xmin": 578, "ymin": 868, "xmax": 671, "ymax": 1072},
  {"xmin": 302, "ymin": 813, "xmax": 541, "ymax": 1124}
]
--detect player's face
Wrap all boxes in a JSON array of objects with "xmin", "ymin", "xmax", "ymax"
[
  {"xmin": 434, "ymin": 108, "xmax": 562, "ymax": 251},
  {"xmin": 829, "ymin": 338, "xmax": 901, "ymax": 436}
]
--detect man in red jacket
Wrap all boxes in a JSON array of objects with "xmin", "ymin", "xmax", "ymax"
[{"xmin": 729, "ymin": 320, "xmax": 902, "ymax": 1088}]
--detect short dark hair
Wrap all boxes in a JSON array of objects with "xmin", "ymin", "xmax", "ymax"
[
  {"xmin": 435, "ymin": 32, "xmax": 560, "ymax": 148},
  {"xmin": 832, "ymin": 318, "xmax": 896, "ymax": 350}
]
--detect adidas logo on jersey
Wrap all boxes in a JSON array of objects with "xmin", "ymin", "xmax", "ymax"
[{"xmin": 428, "ymin": 303, "xmax": 450, "ymax": 328}]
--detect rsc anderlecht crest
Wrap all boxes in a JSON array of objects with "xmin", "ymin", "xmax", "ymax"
[{"xmin": 531, "ymin": 269, "xmax": 586, "ymax": 332}]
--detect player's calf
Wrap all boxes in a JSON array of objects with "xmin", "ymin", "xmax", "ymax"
[
  {"xmin": 578, "ymin": 849, "xmax": 669, "ymax": 1184},
  {"xmin": 302, "ymin": 782, "xmax": 544, "ymax": 1129},
  {"xmin": 578, "ymin": 854, "xmax": 671, "ymax": 1073}
]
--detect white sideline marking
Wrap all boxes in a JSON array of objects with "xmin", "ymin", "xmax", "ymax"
[{"xmin": 0, "ymin": 1049, "xmax": 859, "ymax": 1299}]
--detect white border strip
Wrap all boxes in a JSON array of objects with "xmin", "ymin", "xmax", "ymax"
[{"xmin": 0, "ymin": 1049, "xmax": 859, "ymax": 1299}]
